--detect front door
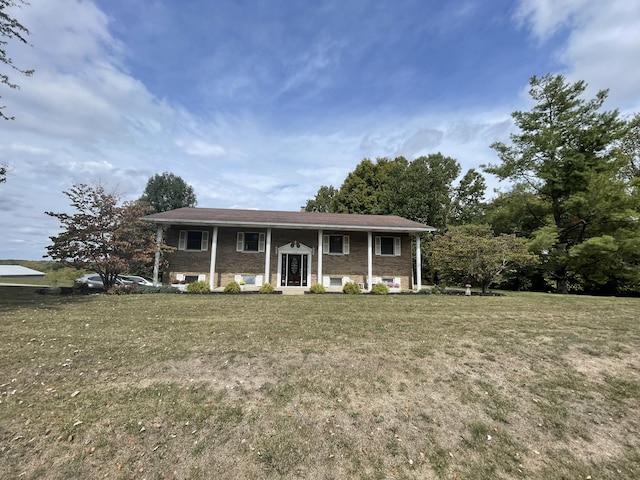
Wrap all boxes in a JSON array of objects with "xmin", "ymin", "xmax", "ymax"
[{"xmin": 281, "ymin": 253, "xmax": 308, "ymax": 287}]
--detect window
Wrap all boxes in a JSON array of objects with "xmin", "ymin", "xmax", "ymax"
[
  {"xmin": 178, "ymin": 230, "xmax": 209, "ymax": 251},
  {"xmin": 236, "ymin": 232, "xmax": 266, "ymax": 252},
  {"xmin": 375, "ymin": 236, "xmax": 401, "ymax": 256},
  {"xmin": 323, "ymin": 234, "xmax": 350, "ymax": 254}
]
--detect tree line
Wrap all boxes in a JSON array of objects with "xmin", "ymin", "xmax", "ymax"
[{"xmin": 305, "ymin": 74, "xmax": 640, "ymax": 295}]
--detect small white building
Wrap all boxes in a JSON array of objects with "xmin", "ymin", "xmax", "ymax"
[{"xmin": 0, "ymin": 265, "xmax": 46, "ymax": 280}]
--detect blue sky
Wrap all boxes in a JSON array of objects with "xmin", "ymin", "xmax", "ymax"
[{"xmin": 1, "ymin": 0, "xmax": 639, "ymax": 260}]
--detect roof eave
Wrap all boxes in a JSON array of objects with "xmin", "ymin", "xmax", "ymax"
[{"xmin": 142, "ymin": 217, "xmax": 435, "ymax": 233}]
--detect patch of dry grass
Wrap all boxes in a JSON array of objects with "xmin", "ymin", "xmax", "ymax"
[{"xmin": 1, "ymin": 287, "xmax": 639, "ymax": 479}]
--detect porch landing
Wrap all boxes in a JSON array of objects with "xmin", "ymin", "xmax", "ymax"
[{"xmin": 280, "ymin": 288, "xmax": 306, "ymax": 295}]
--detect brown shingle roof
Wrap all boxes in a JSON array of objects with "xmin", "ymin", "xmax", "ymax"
[{"xmin": 143, "ymin": 207, "xmax": 434, "ymax": 233}]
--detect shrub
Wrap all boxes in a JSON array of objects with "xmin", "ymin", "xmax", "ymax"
[
  {"xmin": 342, "ymin": 281, "xmax": 361, "ymax": 295},
  {"xmin": 187, "ymin": 281, "xmax": 210, "ymax": 294},
  {"xmin": 370, "ymin": 282, "xmax": 389, "ymax": 295},
  {"xmin": 107, "ymin": 284, "xmax": 137, "ymax": 295},
  {"xmin": 259, "ymin": 283, "xmax": 275, "ymax": 294},
  {"xmin": 309, "ymin": 283, "xmax": 325, "ymax": 294},
  {"xmin": 224, "ymin": 281, "xmax": 242, "ymax": 293}
]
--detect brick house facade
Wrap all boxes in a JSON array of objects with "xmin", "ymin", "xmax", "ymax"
[{"xmin": 143, "ymin": 208, "xmax": 434, "ymax": 292}]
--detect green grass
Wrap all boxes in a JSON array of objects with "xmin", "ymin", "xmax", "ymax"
[{"xmin": 1, "ymin": 287, "xmax": 639, "ymax": 479}]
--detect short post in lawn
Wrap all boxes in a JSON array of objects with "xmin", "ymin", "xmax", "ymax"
[{"xmin": 465, "ymin": 281, "xmax": 472, "ymax": 296}]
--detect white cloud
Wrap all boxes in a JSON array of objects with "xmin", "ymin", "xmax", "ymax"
[
  {"xmin": 176, "ymin": 139, "xmax": 226, "ymax": 157},
  {"xmin": 514, "ymin": 0, "xmax": 584, "ymax": 39},
  {"xmin": 516, "ymin": 0, "xmax": 640, "ymax": 109},
  {"xmin": 1, "ymin": 0, "xmax": 637, "ymax": 260}
]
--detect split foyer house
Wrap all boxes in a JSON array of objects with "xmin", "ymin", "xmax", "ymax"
[{"xmin": 143, "ymin": 207, "xmax": 435, "ymax": 292}]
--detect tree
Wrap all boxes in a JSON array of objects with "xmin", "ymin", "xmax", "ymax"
[
  {"xmin": 1, "ymin": 0, "xmax": 33, "ymax": 182},
  {"xmin": 385, "ymin": 153, "xmax": 460, "ymax": 228},
  {"xmin": 304, "ymin": 185, "xmax": 338, "ymax": 212},
  {"xmin": 484, "ymin": 74, "xmax": 637, "ymax": 293},
  {"xmin": 430, "ymin": 224, "xmax": 538, "ymax": 293},
  {"xmin": 448, "ymin": 168, "xmax": 487, "ymax": 225},
  {"xmin": 140, "ymin": 172, "xmax": 197, "ymax": 214},
  {"xmin": 1, "ymin": 0, "xmax": 34, "ymax": 121},
  {"xmin": 332, "ymin": 157, "xmax": 406, "ymax": 214},
  {"xmin": 620, "ymin": 113, "xmax": 640, "ymax": 180},
  {"xmin": 46, "ymin": 183, "xmax": 161, "ymax": 289},
  {"xmin": 305, "ymin": 154, "xmax": 488, "ymax": 230}
]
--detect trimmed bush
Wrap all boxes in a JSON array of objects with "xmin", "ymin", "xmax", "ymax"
[
  {"xmin": 224, "ymin": 281, "xmax": 242, "ymax": 293},
  {"xmin": 370, "ymin": 282, "xmax": 390, "ymax": 295},
  {"xmin": 187, "ymin": 281, "xmax": 210, "ymax": 294},
  {"xmin": 309, "ymin": 283, "xmax": 326, "ymax": 294},
  {"xmin": 342, "ymin": 281, "xmax": 361, "ymax": 295},
  {"xmin": 259, "ymin": 282, "xmax": 275, "ymax": 294}
]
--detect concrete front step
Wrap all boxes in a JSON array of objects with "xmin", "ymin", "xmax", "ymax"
[{"xmin": 280, "ymin": 288, "xmax": 306, "ymax": 295}]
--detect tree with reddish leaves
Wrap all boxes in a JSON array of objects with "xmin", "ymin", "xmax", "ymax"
[{"xmin": 45, "ymin": 183, "xmax": 161, "ymax": 289}]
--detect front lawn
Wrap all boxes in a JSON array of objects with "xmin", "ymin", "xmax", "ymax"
[{"xmin": 1, "ymin": 288, "xmax": 638, "ymax": 479}]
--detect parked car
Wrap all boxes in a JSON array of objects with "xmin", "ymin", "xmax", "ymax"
[
  {"xmin": 120, "ymin": 275, "xmax": 154, "ymax": 286},
  {"xmin": 75, "ymin": 274, "xmax": 133, "ymax": 290}
]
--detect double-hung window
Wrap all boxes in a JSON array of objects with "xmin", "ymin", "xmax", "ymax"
[
  {"xmin": 323, "ymin": 234, "xmax": 350, "ymax": 255},
  {"xmin": 236, "ymin": 232, "xmax": 266, "ymax": 252},
  {"xmin": 375, "ymin": 236, "xmax": 401, "ymax": 256},
  {"xmin": 178, "ymin": 230, "xmax": 209, "ymax": 251}
]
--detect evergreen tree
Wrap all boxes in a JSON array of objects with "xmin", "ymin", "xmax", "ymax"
[{"xmin": 485, "ymin": 74, "xmax": 639, "ymax": 293}]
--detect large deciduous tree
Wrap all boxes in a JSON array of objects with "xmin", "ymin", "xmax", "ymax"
[
  {"xmin": 140, "ymin": 172, "xmax": 197, "ymax": 214},
  {"xmin": 304, "ymin": 185, "xmax": 338, "ymax": 212},
  {"xmin": 484, "ymin": 74, "xmax": 639, "ymax": 293},
  {"xmin": 331, "ymin": 157, "xmax": 405, "ymax": 215},
  {"xmin": 385, "ymin": 153, "xmax": 460, "ymax": 228},
  {"xmin": 1, "ymin": 0, "xmax": 34, "ymax": 121},
  {"xmin": 46, "ymin": 184, "xmax": 160, "ymax": 289},
  {"xmin": 1, "ymin": 0, "xmax": 33, "ymax": 183},
  {"xmin": 305, "ymin": 155, "xmax": 486, "ymax": 230},
  {"xmin": 430, "ymin": 224, "xmax": 538, "ymax": 293},
  {"xmin": 448, "ymin": 168, "xmax": 487, "ymax": 226}
]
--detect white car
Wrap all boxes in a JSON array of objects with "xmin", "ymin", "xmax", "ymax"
[
  {"xmin": 76, "ymin": 274, "xmax": 133, "ymax": 289},
  {"xmin": 121, "ymin": 275, "xmax": 154, "ymax": 286}
]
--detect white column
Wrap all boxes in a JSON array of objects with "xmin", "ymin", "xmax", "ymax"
[
  {"xmin": 209, "ymin": 227, "xmax": 218, "ymax": 291},
  {"xmin": 415, "ymin": 233, "xmax": 422, "ymax": 291},
  {"xmin": 265, "ymin": 228, "xmax": 272, "ymax": 284},
  {"xmin": 152, "ymin": 225, "xmax": 163, "ymax": 286},
  {"xmin": 317, "ymin": 229, "xmax": 323, "ymax": 285},
  {"xmin": 367, "ymin": 231, "xmax": 373, "ymax": 292}
]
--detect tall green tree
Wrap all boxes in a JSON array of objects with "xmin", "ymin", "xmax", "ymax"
[
  {"xmin": 140, "ymin": 172, "xmax": 197, "ymax": 214},
  {"xmin": 448, "ymin": 168, "xmax": 487, "ymax": 225},
  {"xmin": 332, "ymin": 157, "xmax": 406, "ymax": 214},
  {"xmin": 304, "ymin": 185, "xmax": 338, "ymax": 212},
  {"xmin": 620, "ymin": 112, "xmax": 640, "ymax": 180},
  {"xmin": 430, "ymin": 224, "xmax": 538, "ymax": 293},
  {"xmin": 46, "ymin": 183, "xmax": 161, "ymax": 289},
  {"xmin": 385, "ymin": 153, "xmax": 460, "ymax": 228},
  {"xmin": 305, "ymin": 155, "xmax": 487, "ymax": 230},
  {"xmin": 484, "ymin": 74, "xmax": 638, "ymax": 293}
]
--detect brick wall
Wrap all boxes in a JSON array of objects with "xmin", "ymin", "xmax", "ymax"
[{"xmin": 162, "ymin": 226, "xmax": 415, "ymax": 289}]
